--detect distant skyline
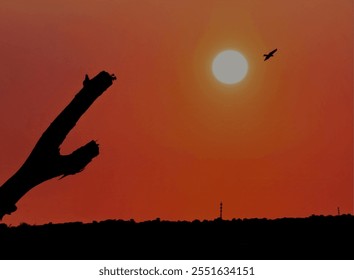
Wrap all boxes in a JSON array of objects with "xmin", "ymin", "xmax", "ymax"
[{"xmin": 0, "ymin": 0, "xmax": 352, "ymax": 225}]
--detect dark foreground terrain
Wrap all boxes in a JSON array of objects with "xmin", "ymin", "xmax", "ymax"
[{"xmin": 0, "ymin": 215, "xmax": 353, "ymax": 259}]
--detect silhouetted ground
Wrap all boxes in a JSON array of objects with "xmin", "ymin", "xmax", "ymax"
[{"xmin": 0, "ymin": 215, "xmax": 353, "ymax": 260}]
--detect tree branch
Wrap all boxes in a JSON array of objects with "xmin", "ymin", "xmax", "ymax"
[{"xmin": 0, "ymin": 71, "xmax": 117, "ymax": 219}]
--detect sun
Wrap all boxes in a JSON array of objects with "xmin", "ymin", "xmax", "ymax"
[{"xmin": 212, "ymin": 50, "xmax": 248, "ymax": 84}]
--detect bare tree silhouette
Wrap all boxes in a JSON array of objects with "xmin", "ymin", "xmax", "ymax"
[{"xmin": 0, "ymin": 71, "xmax": 117, "ymax": 219}]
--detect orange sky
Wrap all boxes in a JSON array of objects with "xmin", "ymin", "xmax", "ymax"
[{"xmin": 0, "ymin": 0, "xmax": 352, "ymax": 225}]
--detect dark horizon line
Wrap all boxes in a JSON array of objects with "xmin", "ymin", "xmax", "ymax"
[{"xmin": 2, "ymin": 213, "xmax": 353, "ymax": 228}]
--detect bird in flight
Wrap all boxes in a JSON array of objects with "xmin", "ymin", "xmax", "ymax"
[{"xmin": 263, "ymin": 48, "xmax": 277, "ymax": 61}]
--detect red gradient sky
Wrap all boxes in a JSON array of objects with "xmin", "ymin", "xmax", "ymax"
[{"xmin": 0, "ymin": 0, "xmax": 352, "ymax": 225}]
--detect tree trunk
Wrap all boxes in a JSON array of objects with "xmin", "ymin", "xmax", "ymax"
[{"xmin": 0, "ymin": 71, "xmax": 116, "ymax": 219}]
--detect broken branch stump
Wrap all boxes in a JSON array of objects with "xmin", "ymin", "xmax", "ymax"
[{"xmin": 0, "ymin": 71, "xmax": 116, "ymax": 219}]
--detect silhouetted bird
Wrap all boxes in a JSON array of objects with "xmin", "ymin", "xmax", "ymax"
[
  {"xmin": 264, "ymin": 49, "xmax": 277, "ymax": 61},
  {"xmin": 83, "ymin": 74, "xmax": 90, "ymax": 87}
]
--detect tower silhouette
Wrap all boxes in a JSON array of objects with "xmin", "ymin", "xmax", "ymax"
[{"xmin": 220, "ymin": 201, "xmax": 223, "ymax": 220}]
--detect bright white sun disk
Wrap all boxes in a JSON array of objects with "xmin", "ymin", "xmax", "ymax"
[{"xmin": 212, "ymin": 50, "xmax": 248, "ymax": 84}]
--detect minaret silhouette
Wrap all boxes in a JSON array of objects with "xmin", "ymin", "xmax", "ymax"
[{"xmin": 220, "ymin": 201, "xmax": 223, "ymax": 220}]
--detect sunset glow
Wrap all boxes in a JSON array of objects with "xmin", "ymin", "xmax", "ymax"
[{"xmin": 0, "ymin": 0, "xmax": 352, "ymax": 225}]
